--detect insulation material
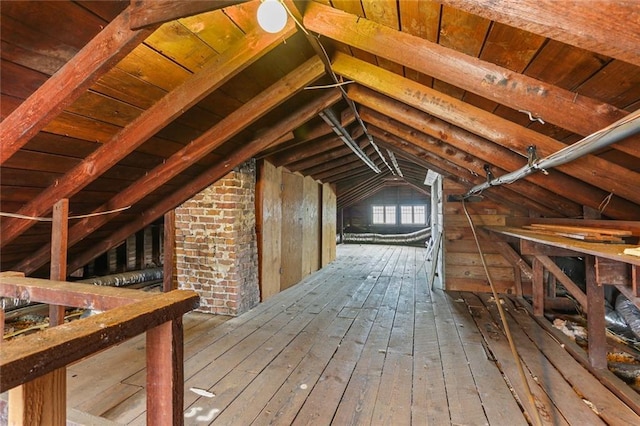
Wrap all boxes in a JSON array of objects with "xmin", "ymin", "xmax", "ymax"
[
  {"xmin": 615, "ymin": 294, "xmax": 640, "ymax": 341},
  {"xmin": 605, "ymin": 300, "xmax": 636, "ymax": 340},
  {"xmin": 343, "ymin": 227, "xmax": 431, "ymax": 245},
  {"xmin": 79, "ymin": 267, "xmax": 163, "ymax": 287}
]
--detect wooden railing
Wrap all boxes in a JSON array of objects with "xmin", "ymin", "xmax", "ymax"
[{"xmin": 0, "ymin": 272, "xmax": 199, "ymax": 426}]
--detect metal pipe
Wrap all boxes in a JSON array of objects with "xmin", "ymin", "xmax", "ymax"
[
  {"xmin": 461, "ymin": 109, "xmax": 640, "ymax": 199},
  {"xmin": 319, "ymin": 109, "xmax": 381, "ymax": 173},
  {"xmin": 79, "ymin": 267, "xmax": 163, "ymax": 287}
]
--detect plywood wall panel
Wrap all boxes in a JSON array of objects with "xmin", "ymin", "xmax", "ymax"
[
  {"xmin": 302, "ymin": 176, "xmax": 320, "ymax": 276},
  {"xmin": 256, "ymin": 160, "xmax": 282, "ymax": 301},
  {"xmin": 280, "ymin": 171, "xmax": 304, "ymax": 290},
  {"xmin": 322, "ymin": 182, "xmax": 337, "ymax": 266}
]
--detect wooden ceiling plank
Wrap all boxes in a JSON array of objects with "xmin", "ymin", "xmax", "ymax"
[
  {"xmin": 128, "ymin": 0, "xmax": 247, "ymax": 30},
  {"xmin": 333, "ymin": 54, "xmax": 640, "ymax": 208},
  {"xmin": 439, "ymin": 0, "xmax": 640, "ymax": 68},
  {"xmin": 65, "ymin": 89, "xmax": 343, "ymax": 274},
  {"xmin": 0, "ymin": 5, "xmax": 155, "ymax": 165},
  {"xmin": 351, "ymin": 85, "xmax": 639, "ymax": 220},
  {"xmin": 16, "ymin": 58, "xmax": 329, "ymax": 275},
  {"xmin": 303, "ymin": 2, "xmax": 627, "ymax": 137},
  {"xmin": 267, "ymin": 136, "xmax": 344, "ymax": 167},
  {"xmin": 297, "ymin": 148, "xmax": 363, "ymax": 176},
  {"xmin": 0, "ymin": 23, "xmax": 298, "ymax": 250}
]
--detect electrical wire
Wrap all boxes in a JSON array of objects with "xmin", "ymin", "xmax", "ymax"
[
  {"xmin": 462, "ymin": 199, "xmax": 543, "ymax": 426},
  {"xmin": 280, "ymin": 0, "xmax": 393, "ymax": 173},
  {"xmin": 304, "ymin": 80, "xmax": 354, "ymax": 90},
  {"xmin": 0, "ymin": 205, "xmax": 131, "ymax": 222}
]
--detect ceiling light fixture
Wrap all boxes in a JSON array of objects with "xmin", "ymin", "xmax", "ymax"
[{"xmin": 257, "ymin": 0, "xmax": 288, "ymax": 33}]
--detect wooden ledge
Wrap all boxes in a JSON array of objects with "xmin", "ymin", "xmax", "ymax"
[
  {"xmin": 0, "ymin": 274, "xmax": 156, "ymax": 311},
  {"xmin": 485, "ymin": 226, "xmax": 640, "ymax": 266},
  {"xmin": 0, "ymin": 289, "xmax": 199, "ymax": 392}
]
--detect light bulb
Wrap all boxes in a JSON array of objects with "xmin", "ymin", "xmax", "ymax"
[{"xmin": 257, "ymin": 0, "xmax": 287, "ymax": 33}]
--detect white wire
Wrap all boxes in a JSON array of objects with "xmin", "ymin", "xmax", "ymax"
[
  {"xmin": 0, "ymin": 205, "xmax": 131, "ymax": 222},
  {"xmin": 304, "ymin": 80, "xmax": 354, "ymax": 90}
]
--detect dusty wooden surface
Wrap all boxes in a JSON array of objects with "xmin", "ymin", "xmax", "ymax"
[{"xmin": 49, "ymin": 244, "xmax": 639, "ymax": 424}]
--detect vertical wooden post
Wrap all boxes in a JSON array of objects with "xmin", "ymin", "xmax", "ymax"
[
  {"xmin": 152, "ymin": 223, "xmax": 161, "ymax": 266},
  {"xmin": 532, "ymin": 257, "xmax": 544, "ymax": 316},
  {"xmin": 136, "ymin": 230, "xmax": 145, "ymax": 269},
  {"xmin": 9, "ymin": 199, "xmax": 69, "ymax": 426},
  {"xmin": 147, "ymin": 318, "xmax": 184, "ymax": 426},
  {"xmin": 586, "ymin": 255, "xmax": 607, "ymax": 369},
  {"xmin": 163, "ymin": 210, "xmax": 176, "ymax": 292},
  {"xmin": 50, "ymin": 198, "xmax": 69, "ymax": 324},
  {"xmin": 632, "ymin": 265, "xmax": 640, "ymax": 298}
]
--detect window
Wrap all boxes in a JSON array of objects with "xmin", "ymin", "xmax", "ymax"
[
  {"xmin": 400, "ymin": 205, "xmax": 427, "ymax": 225},
  {"xmin": 372, "ymin": 205, "xmax": 396, "ymax": 224}
]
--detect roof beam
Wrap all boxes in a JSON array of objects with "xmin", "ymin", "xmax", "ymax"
[
  {"xmin": 304, "ymin": 2, "xmax": 628, "ymax": 138},
  {"xmin": 0, "ymin": 22, "xmax": 298, "ymax": 249},
  {"xmin": 0, "ymin": 5, "xmax": 155, "ymax": 165},
  {"xmin": 332, "ymin": 54, "xmax": 640, "ymax": 209},
  {"xmin": 439, "ymin": 0, "xmax": 640, "ymax": 68},
  {"xmin": 16, "ymin": 57, "xmax": 327, "ymax": 275},
  {"xmin": 65, "ymin": 89, "xmax": 343, "ymax": 274},
  {"xmin": 371, "ymin": 133, "xmax": 556, "ymax": 216},
  {"xmin": 366, "ymin": 119, "xmax": 578, "ymax": 218},
  {"xmin": 129, "ymin": 0, "xmax": 247, "ymax": 29},
  {"xmin": 351, "ymin": 84, "xmax": 640, "ymax": 220}
]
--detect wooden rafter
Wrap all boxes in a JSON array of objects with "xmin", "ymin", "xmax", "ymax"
[
  {"xmin": 16, "ymin": 56, "xmax": 326, "ymax": 275},
  {"xmin": 304, "ymin": 2, "xmax": 629, "ymax": 138},
  {"xmin": 440, "ymin": 0, "xmax": 640, "ymax": 68},
  {"xmin": 332, "ymin": 54, "xmax": 640, "ymax": 209},
  {"xmin": 368, "ymin": 125, "xmax": 567, "ymax": 218},
  {"xmin": 350, "ymin": 85, "xmax": 640, "ymax": 220},
  {"xmin": 0, "ymin": 5, "xmax": 155, "ymax": 166},
  {"xmin": 371, "ymin": 130, "xmax": 557, "ymax": 216},
  {"xmin": 0, "ymin": 22, "xmax": 298, "ymax": 249},
  {"xmin": 65, "ymin": 89, "xmax": 343, "ymax": 274},
  {"xmin": 129, "ymin": 0, "xmax": 247, "ymax": 29}
]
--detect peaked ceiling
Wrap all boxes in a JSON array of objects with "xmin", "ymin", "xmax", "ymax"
[{"xmin": 1, "ymin": 0, "xmax": 639, "ymax": 276}]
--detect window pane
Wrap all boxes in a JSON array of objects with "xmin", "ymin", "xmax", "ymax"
[
  {"xmin": 372, "ymin": 205, "xmax": 384, "ymax": 224},
  {"xmin": 385, "ymin": 205, "xmax": 396, "ymax": 224},
  {"xmin": 414, "ymin": 205, "xmax": 426, "ymax": 224},
  {"xmin": 400, "ymin": 205, "xmax": 412, "ymax": 224}
]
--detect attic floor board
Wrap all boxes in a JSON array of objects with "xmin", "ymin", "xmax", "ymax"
[{"xmin": 46, "ymin": 244, "xmax": 640, "ymax": 424}]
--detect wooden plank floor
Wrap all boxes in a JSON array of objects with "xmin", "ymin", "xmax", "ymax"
[{"xmin": 62, "ymin": 244, "xmax": 640, "ymax": 425}]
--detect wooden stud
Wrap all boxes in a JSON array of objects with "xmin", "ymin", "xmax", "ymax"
[
  {"xmin": 633, "ymin": 265, "xmax": 640, "ymax": 298},
  {"xmin": 586, "ymin": 255, "xmax": 607, "ymax": 370},
  {"xmin": 136, "ymin": 230, "xmax": 145, "ymax": 270},
  {"xmin": 8, "ymin": 371, "xmax": 66, "ymax": 426},
  {"xmin": 147, "ymin": 318, "xmax": 184, "ymax": 426},
  {"xmin": 536, "ymin": 255, "xmax": 587, "ymax": 309},
  {"xmin": 49, "ymin": 198, "xmax": 69, "ymax": 326},
  {"xmin": 532, "ymin": 257, "xmax": 544, "ymax": 317},
  {"xmin": 163, "ymin": 210, "xmax": 176, "ymax": 293}
]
